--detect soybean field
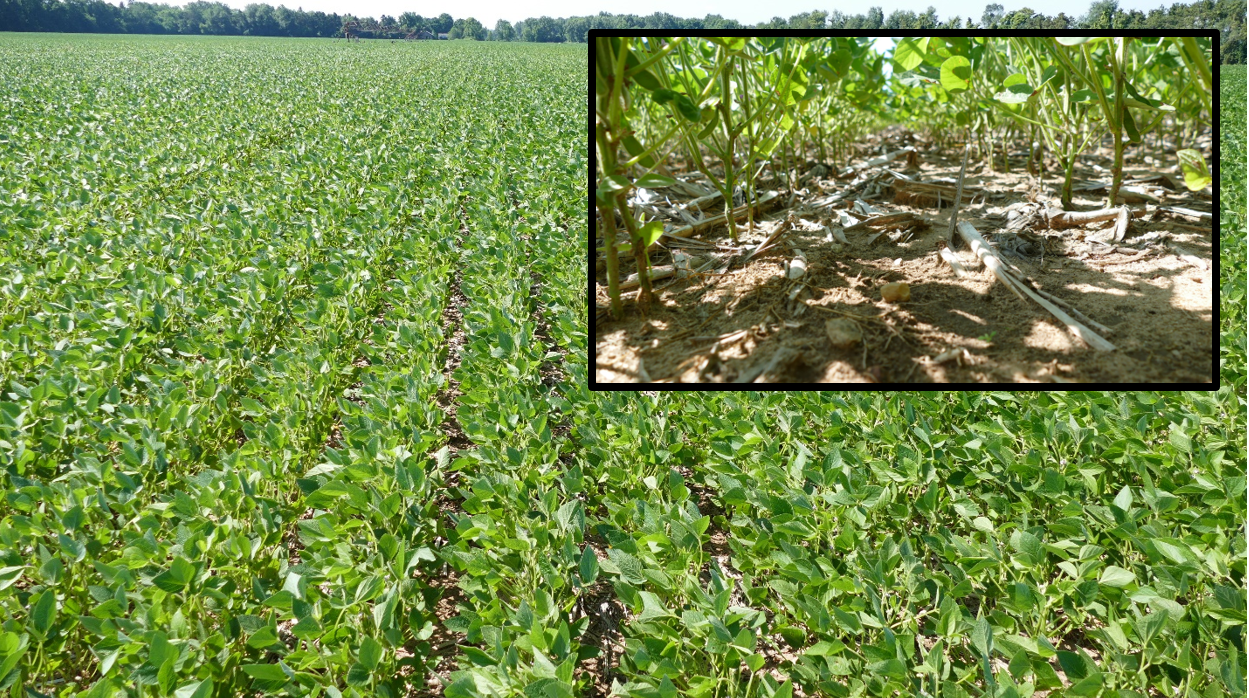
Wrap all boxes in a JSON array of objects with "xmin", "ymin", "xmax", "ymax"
[
  {"xmin": 0, "ymin": 33, "xmax": 1245, "ymax": 698},
  {"xmin": 0, "ymin": 34, "xmax": 587, "ymax": 697}
]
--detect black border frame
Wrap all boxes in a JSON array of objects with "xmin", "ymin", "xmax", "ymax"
[{"xmin": 591, "ymin": 31, "xmax": 1221, "ymax": 390}]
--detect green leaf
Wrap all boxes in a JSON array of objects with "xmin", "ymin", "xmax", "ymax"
[
  {"xmin": 246, "ymin": 626, "xmax": 280, "ymax": 649},
  {"xmin": 445, "ymin": 677, "xmax": 477, "ymax": 698},
  {"xmin": 825, "ymin": 50, "xmax": 852, "ymax": 79},
  {"xmin": 598, "ymin": 175, "xmax": 631, "ymax": 194},
  {"xmin": 1056, "ymin": 650, "xmax": 1090, "ymax": 679},
  {"xmin": 673, "ymin": 94, "xmax": 702, "ymax": 123},
  {"xmin": 832, "ymin": 606, "xmax": 863, "ymax": 635},
  {"xmin": 291, "ymin": 616, "xmax": 322, "ymax": 640},
  {"xmin": 174, "ymin": 679, "xmax": 214, "ymax": 698},
  {"xmin": 1123, "ymin": 80, "xmax": 1175, "ymax": 111},
  {"xmin": 971, "ymin": 617, "xmax": 993, "ymax": 656},
  {"xmin": 622, "ymin": 136, "xmax": 656, "ymax": 169},
  {"xmin": 461, "ymin": 646, "xmax": 496, "ymax": 666},
  {"xmin": 1152, "ymin": 538, "xmax": 1194, "ymax": 564},
  {"xmin": 359, "ymin": 635, "xmax": 382, "ymax": 671},
  {"xmin": 152, "ymin": 557, "xmax": 195, "ymax": 593},
  {"xmin": 1112, "ymin": 485, "xmax": 1133, "ymax": 511},
  {"xmin": 1068, "ymin": 672, "xmax": 1104, "ymax": 696},
  {"xmin": 709, "ymin": 37, "xmax": 747, "ymax": 52},
  {"xmin": 630, "ymin": 68, "xmax": 661, "ymax": 92},
  {"xmin": 0, "ymin": 567, "xmax": 24, "ymax": 592},
  {"xmin": 651, "ymin": 88, "xmax": 676, "ymax": 105},
  {"xmin": 158, "ymin": 655, "xmax": 177, "ymax": 695},
  {"xmin": 0, "ymin": 633, "xmax": 28, "ymax": 680},
  {"xmin": 1168, "ymin": 423, "xmax": 1194, "ymax": 451},
  {"xmin": 1010, "ymin": 529, "xmax": 1043, "ymax": 565},
  {"xmin": 1220, "ymin": 647, "xmax": 1246, "ymax": 695},
  {"xmin": 1123, "ymin": 108, "xmax": 1141, "ymax": 143},
  {"xmin": 1099, "ymin": 566, "xmax": 1136, "ymax": 587},
  {"xmin": 1136, "ymin": 611, "xmax": 1169, "ymax": 646},
  {"xmin": 638, "ymin": 221, "xmax": 664, "ymax": 248},
  {"xmin": 635, "ymin": 174, "xmax": 677, "ymax": 189},
  {"xmin": 607, "ymin": 548, "xmax": 645, "ymax": 584},
  {"xmin": 579, "ymin": 547, "xmax": 598, "ymax": 586},
  {"xmin": 697, "ymin": 109, "xmax": 720, "ymax": 139},
  {"xmin": 894, "ymin": 39, "xmax": 924, "ymax": 72},
  {"xmin": 868, "ymin": 658, "xmax": 908, "ymax": 679},
  {"xmin": 30, "ymin": 591, "xmax": 56, "ymax": 636},
  {"xmin": 1056, "ymin": 38, "xmax": 1100, "ymax": 46},
  {"xmin": 940, "ymin": 56, "xmax": 971, "ymax": 92},
  {"xmin": 806, "ymin": 640, "xmax": 842, "ymax": 656},
  {"xmin": 242, "ymin": 663, "xmax": 290, "ymax": 684},
  {"xmin": 345, "ymin": 662, "xmax": 371, "ymax": 687},
  {"xmin": 1070, "ymin": 89, "xmax": 1098, "ymax": 104},
  {"xmin": 637, "ymin": 591, "xmax": 672, "ymax": 621},
  {"xmin": 995, "ymin": 85, "xmax": 1034, "ymax": 104}
]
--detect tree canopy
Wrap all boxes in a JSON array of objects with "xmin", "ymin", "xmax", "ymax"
[{"xmin": 0, "ymin": 0, "xmax": 1242, "ymax": 60}]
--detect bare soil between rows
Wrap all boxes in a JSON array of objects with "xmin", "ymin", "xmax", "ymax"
[{"xmin": 595, "ymin": 129, "xmax": 1214, "ymax": 384}]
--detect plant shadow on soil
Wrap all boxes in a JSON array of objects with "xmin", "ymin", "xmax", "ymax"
[{"xmin": 596, "ymin": 128, "xmax": 1214, "ymax": 384}]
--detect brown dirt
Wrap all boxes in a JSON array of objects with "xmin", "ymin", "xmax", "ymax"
[
  {"xmin": 406, "ymin": 566, "xmax": 471, "ymax": 697},
  {"xmin": 574, "ymin": 577, "xmax": 627, "ymax": 698},
  {"xmin": 595, "ymin": 131, "xmax": 1213, "ymax": 384}
]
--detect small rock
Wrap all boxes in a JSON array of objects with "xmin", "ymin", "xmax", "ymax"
[
  {"xmin": 825, "ymin": 319, "xmax": 862, "ymax": 349},
  {"xmin": 881, "ymin": 282, "xmax": 911, "ymax": 303},
  {"xmin": 787, "ymin": 255, "xmax": 807, "ymax": 279}
]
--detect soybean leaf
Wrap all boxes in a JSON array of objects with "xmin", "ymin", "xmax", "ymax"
[
  {"xmin": 152, "ymin": 557, "xmax": 195, "ymax": 593},
  {"xmin": 622, "ymin": 135, "xmax": 656, "ymax": 169},
  {"xmin": 635, "ymin": 174, "xmax": 677, "ymax": 189},
  {"xmin": 174, "ymin": 679, "xmax": 214, "ymax": 698},
  {"xmin": 637, "ymin": 591, "xmax": 673, "ymax": 621},
  {"xmin": 359, "ymin": 635, "xmax": 382, "ymax": 671},
  {"xmin": 638, "ymin": 221, "xmax": 665, "ymax": 248},
  {"xmin": 1124, "ymin": 108, "xmax": 1141, "ymax": 142},
  {"xmin": 607, "ymin": 548, "xmax": 646, "ymax": 584},
  {"xmin": 242, "ymin": 663, "xmax": 291, "ymax": 688},
  {"xmin": 1113, "ymin": 485, "xmax": 1133, "ymax": 511},
  {"xmin": 651, "ymin": 88, "xmax": 676, "ymax": 105},
  {"xmin": 673, "ymin": 94, "xmax": 702, "ymax": 123},
  {"xmin": 1099, "ymin": 566, "xmax": 1136, "ymax": 588},
  {"xmin": 1220, "ymin": 647, "xmax": 1246, "ymax": 695},
  {"xmin": 894, "ymin": 39, "xmax": 925, "ymax": 71},
  {"xmin": 709, "ymin": 37, "xmax": 747, "ymax": 52},
  {"xmin": 1178, "ymin": 149, "xmax": 1212, "ymax": 191},
  {"xmin": 630, "ymin": 69, "xmax": 661, "ymax": 92},
  {"xmin": 971, "ymin": 617, "xmax": 993, "ymax": 656},
  {"xmin": 31, "ymin": 591, "xmax": 56, "ymax": 638},
  {"xmin": 579, "ymin": 547, "xmax": 599, "ymax": 585},
  {"xmin": 940, "ymin": 56, "xmax": 972, "ymax": 92},
  {"xmin": 598, "ymin": 175, "xmax": 631, "ymax": 194},
  {"xmin": 1123, "ymin": 80, "xmax": 1175, "ymax": 111}
]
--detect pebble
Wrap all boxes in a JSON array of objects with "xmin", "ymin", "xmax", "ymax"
[
  {"xmin": 825, "ymin": 318, "xmax": 862, "ymax": 349},
  {"xmin": 881, "ymin": 282, "xmax": 911, "ymax": 303}
]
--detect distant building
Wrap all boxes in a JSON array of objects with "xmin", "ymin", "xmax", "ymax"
[{"xmin": 437, "ymin": 32, "xmax": 448, "ymax": 39}]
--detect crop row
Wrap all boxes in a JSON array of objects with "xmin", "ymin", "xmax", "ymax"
[{"xmin": 428, "ymin": 49, "xmax": 590, "ymax": 698}]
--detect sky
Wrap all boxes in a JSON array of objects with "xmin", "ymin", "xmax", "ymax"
[{"xmin": 188, "ymin": 0, "xmax": 1179, "ymax": 30}]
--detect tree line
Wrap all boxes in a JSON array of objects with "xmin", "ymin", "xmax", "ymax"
[
  {"xmin": 583, "ymin": 0, "xmax": 1243, "ymax": 62},
  {"xmin": 0, "ymin": 0, "xmax": 566, "ymax": 41},
  {"xmin": 0, "ymin": 0, "xmax": 1242, "ymax": 62}
]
